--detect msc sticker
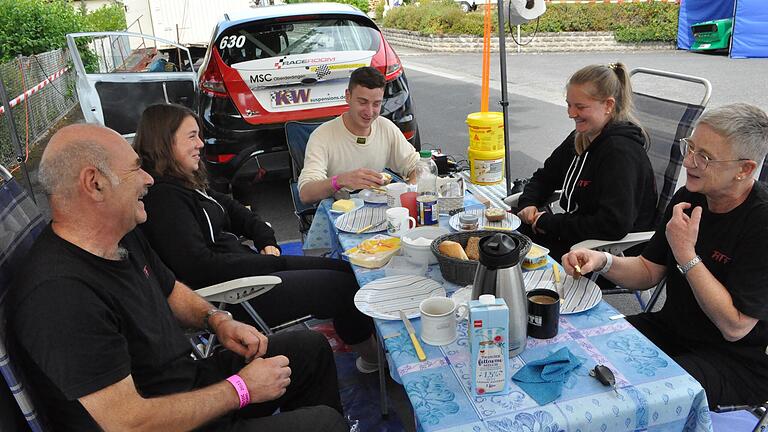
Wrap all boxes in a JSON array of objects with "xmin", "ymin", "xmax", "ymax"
[
  {"xmin": 250, "ymin": 74, "xmax": 273, "ymax": 83},
  {"xmin": 247, "ymin": 73, "xmax": 308, "ymax": 85}
]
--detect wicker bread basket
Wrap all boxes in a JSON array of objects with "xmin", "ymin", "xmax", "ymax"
[
  {"xmin": 430, "ymin": 230, "xmax": 495, "ymax": 285},
  {"xmin": 431, "ymin": 230, "xmax": 532, "ymax": 285}
]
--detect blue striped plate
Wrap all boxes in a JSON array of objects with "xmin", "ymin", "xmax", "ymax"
[{"xmin": 523, "ymin": 269, "xmax": 602, "ymax": 314}]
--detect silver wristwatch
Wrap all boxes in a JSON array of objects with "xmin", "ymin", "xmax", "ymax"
[
  {"xmin": 204, "ymin": 308, "xmax": 233, "ymax": 332},
  {"xmin": 676, "ymin": 255, "xmax": 702, "ymax": 275}
]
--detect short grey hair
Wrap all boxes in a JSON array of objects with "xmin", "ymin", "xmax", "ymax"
[
  {"xmin": 697, "ymin": 103, "xmax": 768, "ymax": 163},
  {"xmin": 38, "ymin": 139, "xmax": 119, "ymax": 197}
]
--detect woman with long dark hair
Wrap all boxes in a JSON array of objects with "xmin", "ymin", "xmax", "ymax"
[{"xmin": 134, "ymin": 104, "xmax": 378, "ymax": 373}]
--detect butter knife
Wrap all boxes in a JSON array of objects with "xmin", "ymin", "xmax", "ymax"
[
  {"xmin": 552, "ymin": 263, "xmax": 565, "ymax": 301},
  {"xmin": 399, "ymin": 310, "xmax": 426, "ymax": 361}
]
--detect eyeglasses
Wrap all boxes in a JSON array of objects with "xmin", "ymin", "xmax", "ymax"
[{"xmin": 679, "ymin": 137, "xmax": 750, "ymax": 170}]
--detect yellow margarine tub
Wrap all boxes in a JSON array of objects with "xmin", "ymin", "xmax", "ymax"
[
  {"xmin": 522, "ymin": 244, "xmax": 549, "ymax": 270},
  {"xmin": 344, "ymin": 235, "xmax": 401, "ymax": 268}
]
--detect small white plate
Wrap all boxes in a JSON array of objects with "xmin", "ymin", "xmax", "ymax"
[
  {"xmin": 334, "ymin": 206, "xmax": 388, "ymax": 234},
  {"xmin": 523, "ymin": 269, "xmax": 602, "ymax": 314},
  {"xmin": 448, "ymin": 209, "xmax": 521, "ymax": 232},
  {"xmin": 329, "ymin": 198, "xmax": 364, "ymax": 214},
  {"xmin": 354, "ymin": 275, "xmax": 446, "ymax": 320},
  {"xmin": 358, "ymin": 188, "xmax": 388, "ymax": 204}
]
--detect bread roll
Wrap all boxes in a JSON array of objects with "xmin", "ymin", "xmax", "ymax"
[
  {"xmin": 465, "ymin": 236, "xmax": 481, "ymax": 261},
  {"xmin": 485, "ymin": 207, "xmax": 506, "ymax": 222},
  {"xmin": 439, "ymin": 240, "xmax": 468, "ymax": 260}
]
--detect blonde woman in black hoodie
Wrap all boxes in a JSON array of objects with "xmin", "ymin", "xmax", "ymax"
[
  {"xmin": 516, "ymin": 63, "xmax": 658, "ymax": 260},
  {"xmin": 135, "ymin": 104, "xmax": 379, "ymax": 374}
]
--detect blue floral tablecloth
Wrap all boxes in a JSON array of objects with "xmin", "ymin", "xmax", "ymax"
[{"xmin": 322, "ymin": 197, "xmax": 712, "ymax": 432}]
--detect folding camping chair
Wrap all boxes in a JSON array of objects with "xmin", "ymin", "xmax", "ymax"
[
  {"xmin": 0, "ymin": 165, "xmax": 47, "ymax": 431},
  {"xmin": 285, "ymin": 121, "xmax": 323, "ymax": 240},
  {"xmin": 0, "ymin": 163, "xmax": 282, "ymax": 430}
]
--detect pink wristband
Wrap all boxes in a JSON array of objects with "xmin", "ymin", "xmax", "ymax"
[
  {"xmin": 226, "ymin": 374, "xmax": 250, "ymax": 409},
  {"xmin": 331, "ymin": 175, "xmax": 341, "ymax": 191}
]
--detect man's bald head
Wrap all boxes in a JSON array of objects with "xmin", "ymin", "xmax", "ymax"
[{"xmin": 39, "ymin": 124, "xmax": 124, "ymax": 198}]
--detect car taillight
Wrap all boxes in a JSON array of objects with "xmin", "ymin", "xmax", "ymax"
[
  {"xmin": 206, "ymin": 153, "xmax": 236, "ymax": 163},
  {"xmin": 371, "ymin": 34, "xmax": 403, "ymax": 81},
  {"xmin": 200, "ymin": 56, "xmax": 227, "ymax": 98}
]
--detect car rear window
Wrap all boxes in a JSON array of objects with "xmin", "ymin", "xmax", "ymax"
[{"xmin": 217, "ymin": 17, "xmax": 381, "ymax": 66}]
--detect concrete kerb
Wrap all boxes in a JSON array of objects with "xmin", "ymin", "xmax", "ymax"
[{"xmin": 382, "ymin": 29, "xmax": 674, "ymax": 53}]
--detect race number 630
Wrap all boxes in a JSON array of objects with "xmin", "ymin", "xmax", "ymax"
[{"xmin": 219, "ymin": 35, "xmax": 246, "ymax": 50}]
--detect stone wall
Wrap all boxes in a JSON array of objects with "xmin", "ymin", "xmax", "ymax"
[{"xmin": 382, "ymin": 29, "xmax": 674, "ymax": 53}]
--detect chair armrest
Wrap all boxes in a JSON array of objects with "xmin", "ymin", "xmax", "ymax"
[
  {"xmin": 570, "ymin": 231, "xmax": 654, "ymax": 255},
  {"xmin": 503, "ymin": 190, "xmax": 561, "ymax": 209},
  {"xmin": 195, "ymin": 275, "xmax": 281, "ymax": 304},
  {"xmin": 502, "ymin": 192, "xmax": 522, "ymax": 207}
]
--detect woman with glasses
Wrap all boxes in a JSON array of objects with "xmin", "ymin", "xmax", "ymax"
[
  {"xmin": 563, "ymin": 103, "xmax": 768, "ymax": 409},
  {"xmin": 134, "ymin": 104, "xmax": 379, "ymax": 374},
  {"xmin": 514, "ymin": 62, "xmax": 657, "ymax": 260}
]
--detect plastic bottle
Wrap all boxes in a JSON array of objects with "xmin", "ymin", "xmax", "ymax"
[{"xmin": 415, "ymin": 151, "xmax": 438, "ymax": 225}]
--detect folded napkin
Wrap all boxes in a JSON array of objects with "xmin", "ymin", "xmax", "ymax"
[{"xmin": 512, "ymin": 347, "xmax": 583, "ymax": 405}]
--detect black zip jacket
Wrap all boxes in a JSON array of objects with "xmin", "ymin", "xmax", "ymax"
[
  {"xmin": 517, "ymin": 121, "xmax": 657, "ymax": 245},
  {"xmin": 140, "ymin": 176, "xmax": 280, "ymax": 288}
]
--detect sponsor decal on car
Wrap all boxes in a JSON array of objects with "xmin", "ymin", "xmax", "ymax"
[
  {"xmin": 269, "ymin": 88, "xmax": 346, "ymax": 108},
  {"xmin": 232, "ymin": 51, "xmax": 374, "ymax": 112},
  {"xmin": 247, "ymin": 73, "xmax": 307, "ymax": 84},
  {"xmin": 274, "ymin": 56, "xmax": 336, "ymax": 70},
  {"xmin": 309, "ymin": 62, "xmax": 368, "ymax": 73},
  {"xmin": 234, "ymin": 51, "xmax": 374, "ymax": 89}
]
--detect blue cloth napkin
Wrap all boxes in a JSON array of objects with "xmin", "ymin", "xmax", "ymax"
[{"xmin": 512, "ymin": 347, "xmax": 583, "ymax": 405}]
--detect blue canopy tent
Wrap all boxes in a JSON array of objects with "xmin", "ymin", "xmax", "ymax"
[
  {"xmin": 731, "ymin": 0, "xmax": 768, "ymax": 58},
  {"xmin": 677, "ymin": 0, "xmax": 768, "ymax": 58}
]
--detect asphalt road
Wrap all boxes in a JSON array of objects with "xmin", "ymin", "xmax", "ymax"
[{"xmin": 400, "ymin": 48, "xmax": 768, "ymax": 176}]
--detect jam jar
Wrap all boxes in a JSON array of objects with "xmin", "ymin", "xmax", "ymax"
[{"xmin": 459, "ymin": 213, "xmax": 479, "ymax": 231}]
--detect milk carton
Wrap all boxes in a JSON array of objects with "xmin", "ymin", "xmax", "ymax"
[{"xmin": 468, "ymin": 294, "xmax": 509, "ymax": 395}]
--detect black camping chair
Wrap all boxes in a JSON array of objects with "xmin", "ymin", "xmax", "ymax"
[{"xmin": 285, "ymin": 121, "xmax": 324, "ymax": 240}]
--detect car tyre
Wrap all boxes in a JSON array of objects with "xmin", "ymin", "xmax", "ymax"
[{"xmin": 459, "ymin": 1, "xmax": 471, "ymax": 13}]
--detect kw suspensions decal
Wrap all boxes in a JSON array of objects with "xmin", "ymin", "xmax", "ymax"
[{"xmin": 270, "ymin": 88, "xmax": 346, "ymax": 107}]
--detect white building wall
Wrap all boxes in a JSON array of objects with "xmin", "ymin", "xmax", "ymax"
[{"xmin": 123, "ymin": 0, "xmax": 255, "ymax": 47}]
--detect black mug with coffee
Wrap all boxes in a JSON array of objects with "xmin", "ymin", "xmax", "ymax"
[{"xmin": 527, "ymin": 289, "xmax": 560, "ymax": 339}]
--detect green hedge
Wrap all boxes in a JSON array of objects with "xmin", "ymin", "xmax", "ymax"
[
  {"xmin": 381, "ymin": 0, "xmax": 678, "ymax": 43},
  {"xmin": 0, "ymin": 0, "xmax": 128, "ymax": 63},
  {"xmin": 0, "ymin": 0, "xmax": 85, "ymax": 62},
  {"xmin": 83, "ymin": 3, "xmax": 127, "ymax": 33}
]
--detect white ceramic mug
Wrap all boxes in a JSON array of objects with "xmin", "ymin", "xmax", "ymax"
[
  {"xmin": 386, "ymin": 207, "xmax": 416, "ymax": 238},
  {"xmin": 386, "ymin": 182, "xmax": 408, "ymax": 208},
  {"xmin": 419, "ymin": 297, "xmax": 469, "ymax": 346}
]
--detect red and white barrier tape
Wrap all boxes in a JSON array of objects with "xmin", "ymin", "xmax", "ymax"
[{"xmin": 0, "ymin": 66, "xmax": 70, "ymax": 116}]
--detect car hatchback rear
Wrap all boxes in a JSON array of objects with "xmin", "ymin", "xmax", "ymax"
[{"xmin": 197, "ymin": 3, "xmax": 419, "ymax": 191}]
